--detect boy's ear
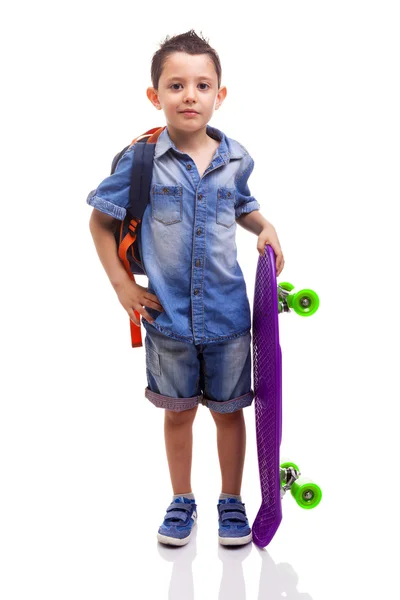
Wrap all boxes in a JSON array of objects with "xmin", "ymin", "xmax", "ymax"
[
  {"xmin": 215, "ymin": 86, "xmax": 227, "ymax": 110},
  {"xmin": 147, "ymin": 87, "xmax": 162, "ymax": 110}
]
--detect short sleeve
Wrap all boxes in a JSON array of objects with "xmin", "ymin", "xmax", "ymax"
[
  {"xmin": 86, "ymin": 146, "xmax": 135, "ymax": 220},
  {"xmin": 234, "ymin": 154, "xmax": 260, "ymax": 219}
]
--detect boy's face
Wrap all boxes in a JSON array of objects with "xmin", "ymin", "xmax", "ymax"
[{"xmin": 147, "ymin": 52, "xmax": 227, "ymax": 135}]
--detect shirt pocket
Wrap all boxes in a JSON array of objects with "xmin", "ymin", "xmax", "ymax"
[
  {"xmin": 216, "ymin": 187, "xmax": 236, "ymax": 228},
  {"xmin": 151, "ymin": 184, "xmax": 183, "ymax": 225}
]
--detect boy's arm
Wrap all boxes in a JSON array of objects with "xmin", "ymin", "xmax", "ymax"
[
  {"xmin": 88, "ymin": 209, "xmax": 163, "ymax": 324},
  {"xmin": 89, "ymin": 209, "xmax": 131, "ymax": 290},
  {"xmin": 236, "ymin": 210, "xmax": 284, "ymax": 275},
  {"xmin": 236, "ymin": 209, "xmax": 268, "ymax": 236}
]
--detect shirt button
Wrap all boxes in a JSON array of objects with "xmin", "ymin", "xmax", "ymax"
[
  {"xmin": 194, "ymin": 289, "xmax": 199, "ymax": 295},
  {"xmin": 186, "ymin": 164, "xmax": 192, "ymax": 170},
  {"xmin": 195, "ymin": 259, "xmax": 201, "ymax": 267},
  {"xmin": 198, "ymin": 194, "xmax": 203, "ymax": 200},
  {"xmin": 162, "ymin": 187, "xmax": 169, "ymax": 193},
  {"xmin": 197, "ymin": 228, "xmax": 202, "ymax": 235},
  {"xmin": 227, "ymin": 192, "xmax": 232, "ymax": 198}
]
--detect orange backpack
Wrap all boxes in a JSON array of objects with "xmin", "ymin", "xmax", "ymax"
[{"xmin": 110, "ymin": 127, "xmax": 165, "ymax": 348}]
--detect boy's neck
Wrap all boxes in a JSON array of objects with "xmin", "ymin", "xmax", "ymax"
[{"xmin": 167, "ymin": 124, "xmax": 214, "ymax": 154}]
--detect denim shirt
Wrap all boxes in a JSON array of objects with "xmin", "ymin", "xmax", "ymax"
[{"xmin": 87, "ymin": 125, "xmax": 260, "ymax": 345}]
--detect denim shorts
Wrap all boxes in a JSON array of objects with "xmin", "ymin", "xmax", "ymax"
[{"xmin": 144, "ymin": 325, "xmax": 254, "ymax": 414}]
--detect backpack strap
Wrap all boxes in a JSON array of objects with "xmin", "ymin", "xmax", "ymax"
[
  {"xmin": 111, "ymin": 145, "xmax": 130, "ymax": 175},
  {"xmin": 118, "ymin": 126, "xmax": 165, "ymax": 348},
  {"xmin": 129, "ymin": 141, "xmax": 155, "ymax": 220}
]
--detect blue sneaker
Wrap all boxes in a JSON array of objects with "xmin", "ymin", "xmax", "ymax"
[
  {"xmin": 217, "ymin": 498, "xmax": 252, "ymax": 546},
  {"xmin": 157, "ymin": 497, "xmax": 197, "ymax": 546}
]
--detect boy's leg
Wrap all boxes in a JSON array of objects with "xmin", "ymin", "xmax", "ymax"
[
  {"xmin": 210, "ymin": 408, "xmax": 252, "ymax": 546},
  {"xmin": 143, "ymin": 326, "xmax": 203, "ymax": 493},
  {"xmin": 209, "ymin": 408, "xmax": 246, "ymax": 495},
  {"xmin": 143, "ymin": 327, "xmax": 201, "ymax": 546},
  {"xmin": 164, "ymin": 405, "xmax": 198, "ymax": 494},
  {"xmin": 200, "ymin": 331, "xmax": 253, "ymax": 495}
]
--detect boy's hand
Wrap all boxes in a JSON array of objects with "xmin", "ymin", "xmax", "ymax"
[
  {"xmin": 115, "ymin": 280, "xmax": 164, "ymax": 326},
  {"xmin": 257, "ymin": 225, "xmax": 285, "ymax": 276}
]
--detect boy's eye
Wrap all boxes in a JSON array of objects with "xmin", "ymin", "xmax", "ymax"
[
  {"xmin": 171, "ymin": 83, "xmax": 182, "ymax": 90},
  {"xmin": 198, "ymin": 83, "xmax": 210, "ymax": 90}
]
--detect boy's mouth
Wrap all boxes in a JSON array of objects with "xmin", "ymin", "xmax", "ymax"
[{"xmin": 181, "ymin": 110, "xmax": 199, "ymax": 114}]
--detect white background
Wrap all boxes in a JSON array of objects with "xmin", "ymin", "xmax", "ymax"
[{"xmin": 1, "ymin": 1, "xmax": 399, "ymax": 598}]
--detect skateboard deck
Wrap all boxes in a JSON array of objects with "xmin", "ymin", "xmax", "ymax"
[
  {"xmin": 252, "ymin": 245, "xmax": 283, "ymax": 548},
  {"xmin": 251, "ymin": 245, "xmax": 322, "ymax": 548}
]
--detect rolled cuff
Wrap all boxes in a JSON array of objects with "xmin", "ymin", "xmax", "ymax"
[
  {"xmin": 86, "ymin": 190, "xmax": 127, "ymax": 220},
  {"xmin": 235, "ymin": 201, "xmax": 260, "ymax": 219},
  {"xmin": 205, "ymin": 390, "xmax": 254, "ymax": 414},
  {"xmin": 145, "ymin": 387, "xmax": 201, "ymax": 412}
]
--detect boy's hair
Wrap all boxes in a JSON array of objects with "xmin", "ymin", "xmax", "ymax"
[{"xmin": 151, "ymin": 30, "xmax": 222, "ymax": 90}]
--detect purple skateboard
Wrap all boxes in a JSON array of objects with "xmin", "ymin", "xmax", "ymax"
[
  {"xmin": 252, "ymin": 246, "xmax": 283, "ymax": 548},
  {"xmin": 251, "ymin": 246, "xmax": 322, "ymax": 548}
]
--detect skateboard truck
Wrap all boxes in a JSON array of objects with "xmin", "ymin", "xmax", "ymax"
[
  {"xmin": 280, "ymin": 466, "xmax": 301, "ymax": 499},
  {"xmin": 277, "ymin": 283, "xmax": 292, "ymax": 313}
]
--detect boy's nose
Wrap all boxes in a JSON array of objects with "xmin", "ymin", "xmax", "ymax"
[{"xmin": 184, "ymin": 87, "xmax": 197, "ymax": 103}]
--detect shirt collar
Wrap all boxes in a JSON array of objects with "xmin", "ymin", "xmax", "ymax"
[{"xmin": 154, "ymin": 124, "xmax": 245, "ymax": 163}]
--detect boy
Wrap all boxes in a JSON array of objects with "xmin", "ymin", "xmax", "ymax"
[{"xmin": 87, "ymin": 30, "xmax": 284, "ymax": 547}]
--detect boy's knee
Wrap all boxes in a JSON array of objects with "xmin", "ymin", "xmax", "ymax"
[
  {"xmin": 165, "ymin": 405, "xmax": 198, "ymax": 425},
  {"xmin": 210, "ymin": 408, "xmax": 244, "ymax": 423}
]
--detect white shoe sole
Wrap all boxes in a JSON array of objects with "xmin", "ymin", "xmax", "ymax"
[
  {"xmin": 157, "ymin": 516, "xmax": 197, "ymax": 546},
  {"xmin": 218, "ymin": 531, "xmax": 253, "ymax": 546}
]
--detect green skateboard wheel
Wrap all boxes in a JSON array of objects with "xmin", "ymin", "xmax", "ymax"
[
  {"xmin": 291, "ymin": 478, "xmax": 322, "ymax": 509},
  {"xmin": 290, "ymin": 289, "xmax": 320, "ymax": 317}
]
